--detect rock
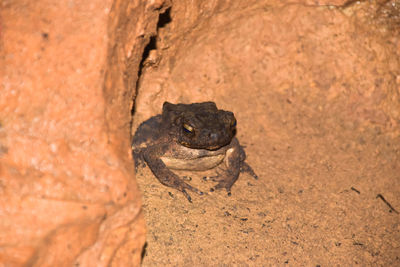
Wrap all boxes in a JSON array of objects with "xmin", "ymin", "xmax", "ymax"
[{"xmin": 0, "ymin": 0, "xmax": 170, "ymax": 265}]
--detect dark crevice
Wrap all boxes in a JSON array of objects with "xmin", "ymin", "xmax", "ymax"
[
  {"xmin": 157, "ymin": 7, "xmax": 171, "ymax": 28},
  {"xmin": 131, "ymin": 7, "xmax": 172, "ymax": 118},
  {"xmin": 141, "ymin": 242, "xmax": 148, "ymax": 260},
  {"xmin": 137, "ymin": 36, "xmax": 157, "ymax": 79}
]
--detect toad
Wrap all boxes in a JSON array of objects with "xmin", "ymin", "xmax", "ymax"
[{"xmin": 132, "ymin": 101, "xmax": 257, "ymax": 202}]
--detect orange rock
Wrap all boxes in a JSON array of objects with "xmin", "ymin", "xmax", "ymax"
[{"xmin": 0, "ymin": 0, "xmax": 170, "ymax": 265}]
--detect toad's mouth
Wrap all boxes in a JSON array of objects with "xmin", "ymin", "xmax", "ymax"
[{"xmin": 180, "ymin": 140, "xmax": 231, "ymax": 151}]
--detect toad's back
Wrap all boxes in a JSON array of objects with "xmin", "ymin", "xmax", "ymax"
[{"xmin": 132, "ymin": 115, "xmax": 163, "ymax": 149}]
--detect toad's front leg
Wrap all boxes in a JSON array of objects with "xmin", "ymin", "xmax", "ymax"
[
  {"xmin": 143, "ymin": 144, "xmax": 204, "ymax": 202},
  {"xmin": 210, "ymin": 138, "xmax": 242, "ymax": 194}
]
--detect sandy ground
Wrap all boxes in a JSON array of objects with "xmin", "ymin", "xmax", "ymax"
[{"xmin": 135, "ymin": 98, "xmax": 399, "ymax": 266}]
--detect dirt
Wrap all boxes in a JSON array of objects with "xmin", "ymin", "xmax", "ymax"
[
  {"xmin": 132, "ymin": 1, "xmax": 400, "ymax": 265},
  {"xmin": 137, "ymin": 106, "xmax": 400, "ymax": 265}
]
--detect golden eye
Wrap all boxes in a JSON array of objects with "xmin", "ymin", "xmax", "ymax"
[
  {"xmin": 231, "ymin": 119, "xmax": 237, "ymax": 127},
  {"xmin": 183, "ymin": 123, "xmax": 194, "ymax": 133}
]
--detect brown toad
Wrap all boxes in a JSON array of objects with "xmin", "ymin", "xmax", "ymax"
[{"xmin": 132, "ymin": 101, "xmax": 257, "ymax": 202}]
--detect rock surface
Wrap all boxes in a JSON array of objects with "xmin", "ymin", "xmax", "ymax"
[
  {"xmin": 133, "ymin": 0, "xmax": 400, "ymax": 265},
  {"xmin": 0, "ymin": 0, "xmax": 170, "ymax": 265}
]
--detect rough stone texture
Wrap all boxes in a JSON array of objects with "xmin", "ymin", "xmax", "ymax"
[
  {"xmin": 133, "ymin": 0, "xmax": 400, "ymax": 266},
  {"xmin": 0, "ymin": 0, "xmax": 170, "ymax": 265}
]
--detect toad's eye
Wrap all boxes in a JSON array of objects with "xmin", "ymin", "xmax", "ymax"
[
  {"xmin": 231, "ymin": 119, "xmax": 237, "ymax": 128},
  {"xmin": 183, "ymin": 123, "xmax": 194, "ymax": 134}
]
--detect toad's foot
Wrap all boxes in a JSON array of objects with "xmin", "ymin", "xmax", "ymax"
[
  {"xmin": 158, "ymin": 172, "xmax": 205, "ymax": 203},
  {"xmin": 179, "ymin": 182, "xmax": 205, "ymax": 203},
  {"xmin": 209, "ymin": 169, "xmax": 239, "ymax": 196},
  {"xmin": 240, "ymin": 161, "xmax": 258, "ymax": 179}
]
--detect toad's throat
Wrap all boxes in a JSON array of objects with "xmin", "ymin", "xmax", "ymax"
[{"xmin": 160, "ymin": 154, "xmax": 225, "ymax": 171}]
